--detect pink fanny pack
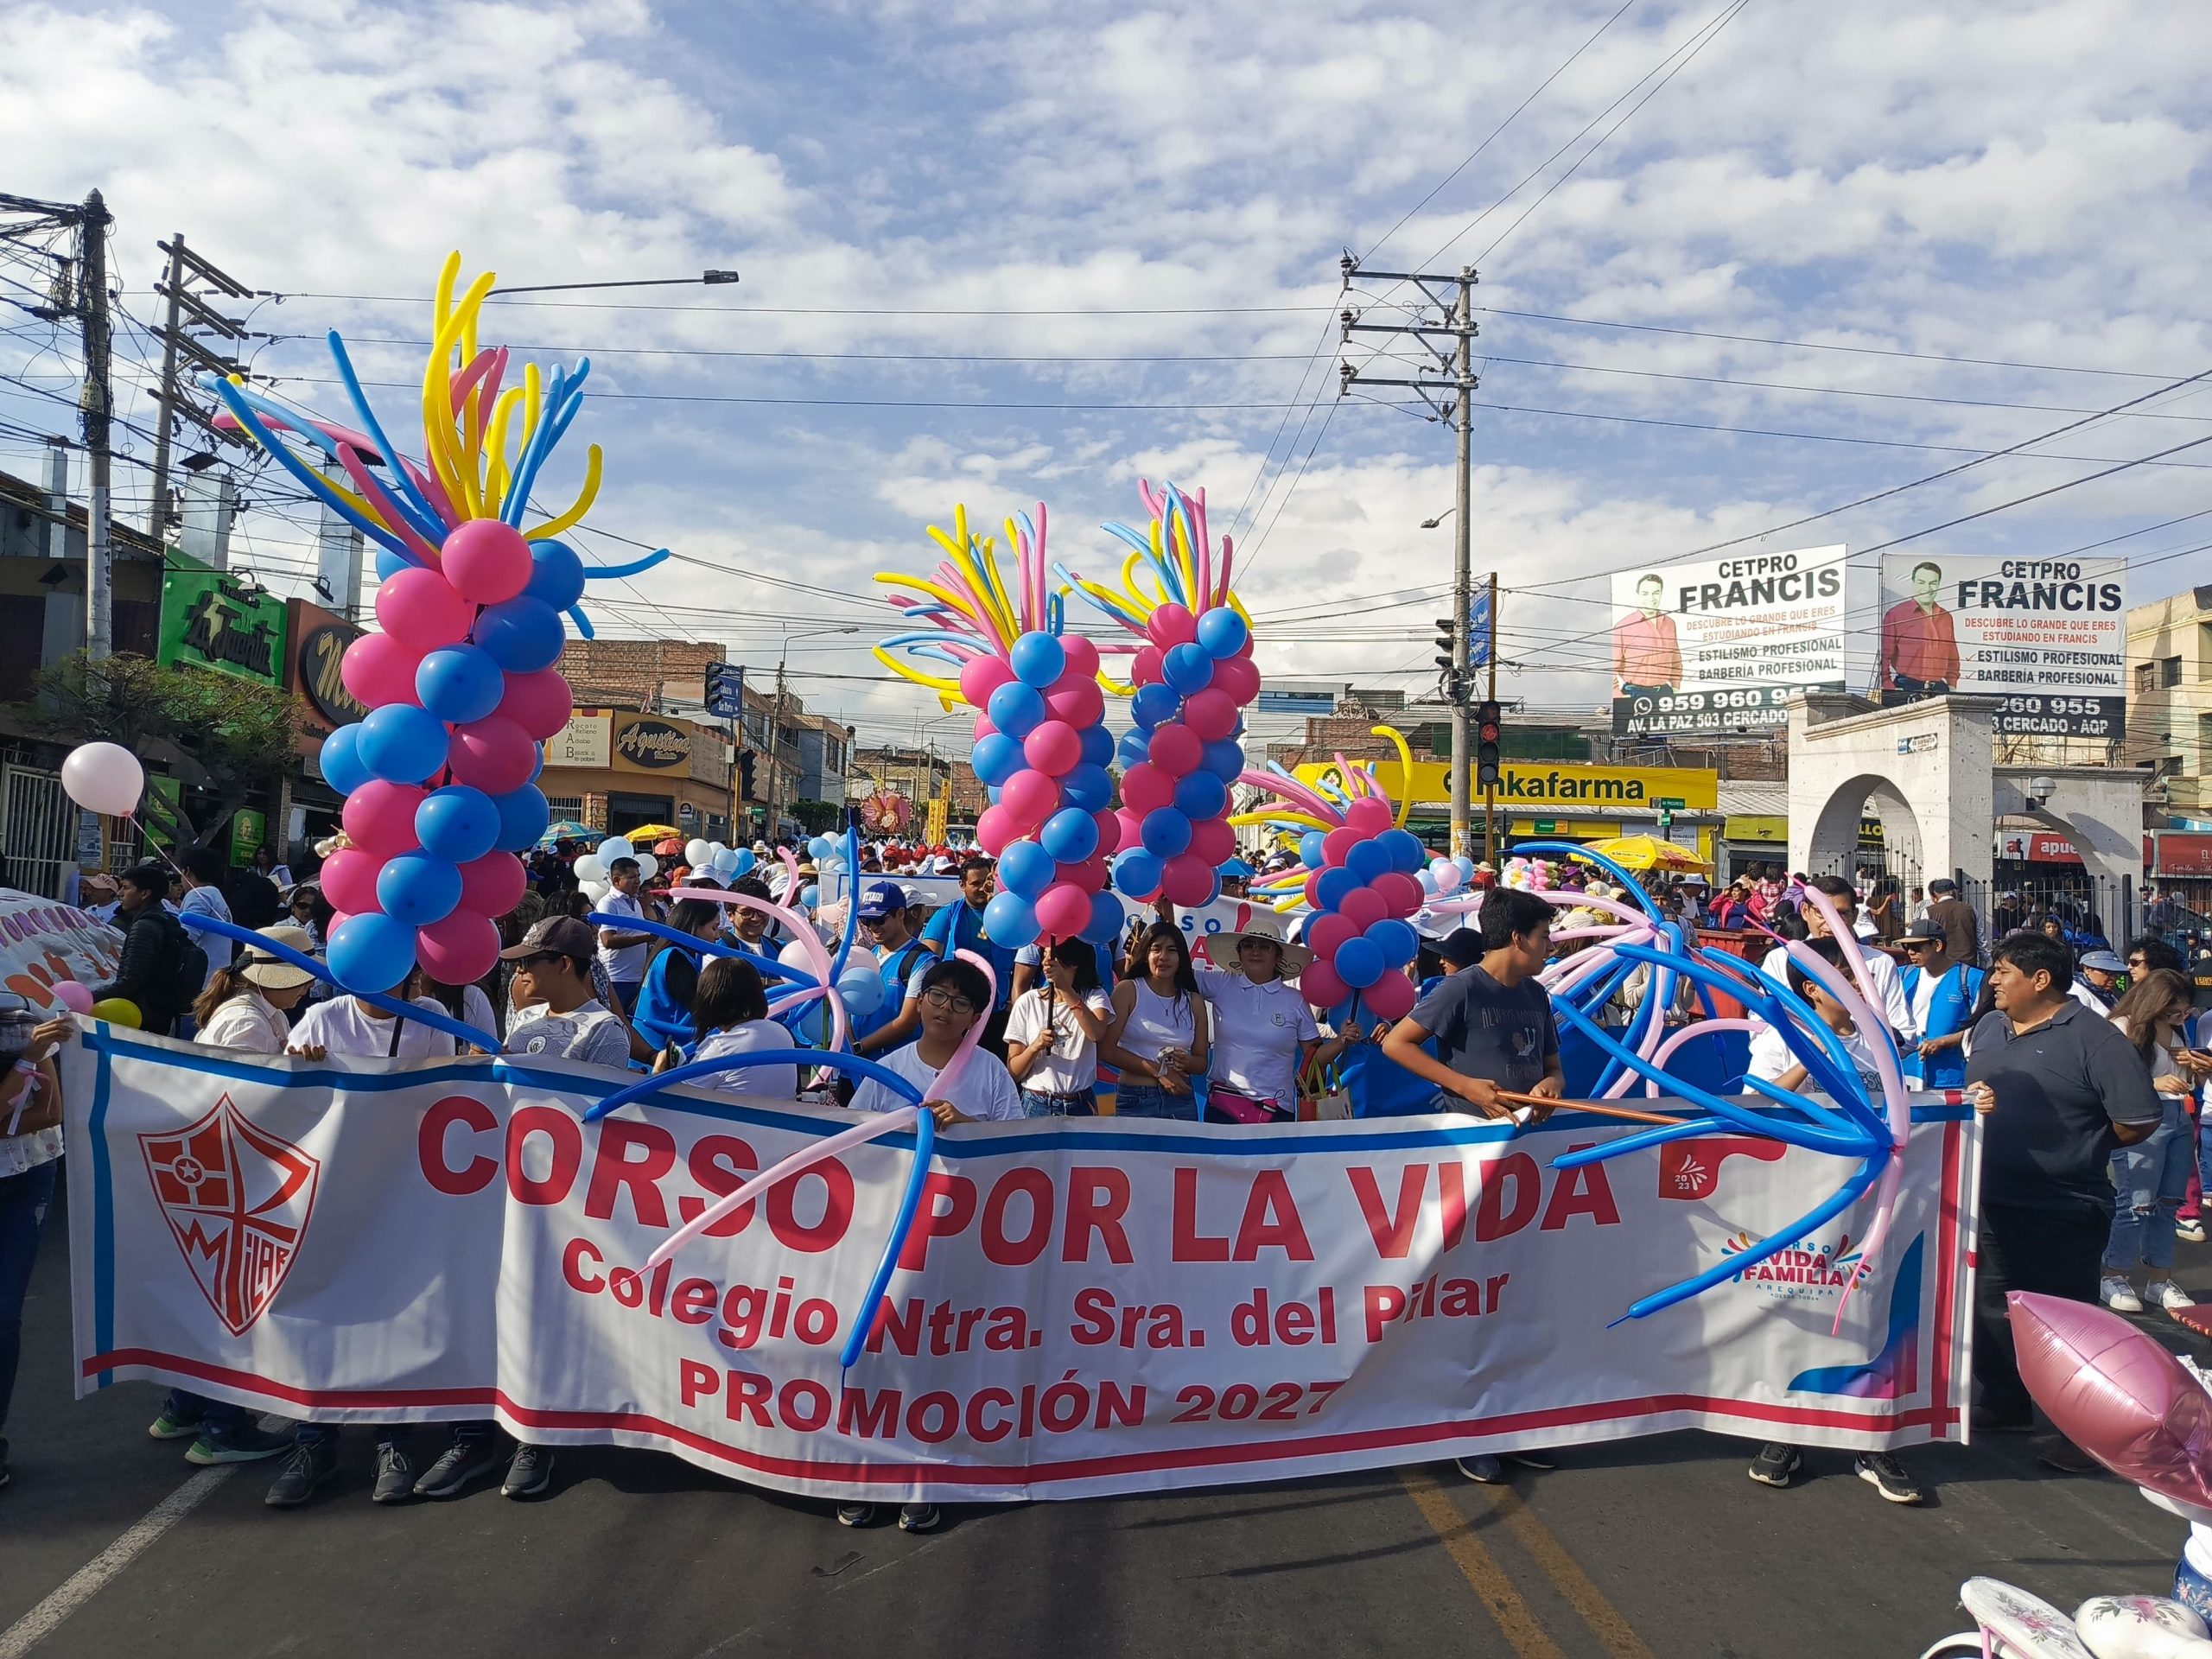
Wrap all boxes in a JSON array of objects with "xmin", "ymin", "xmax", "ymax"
[{"xmin": 1207, "ymin": 1085, "xmax": 1285, "ymax": 1125}]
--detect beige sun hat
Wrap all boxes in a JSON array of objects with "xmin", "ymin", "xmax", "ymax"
[
  {"xmin": 1221, "ymin": 911, "xmax": 1314, "ymax": 977},
  {"xmin": 235, "ymin": 924, "xmax": 320, "ymax": 992}
]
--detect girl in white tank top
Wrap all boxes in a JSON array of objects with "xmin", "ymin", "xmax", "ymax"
[{"xmin": 1108, "ymin": 923, "xmax": 1211, "ymax": 1120}]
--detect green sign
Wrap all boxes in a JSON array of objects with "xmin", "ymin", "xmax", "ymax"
[
  {"xmin": 158, "ymin": 558, "xmax": 288, "ymax": 686},
  {"xmin": 1654, "ymin": 797, "xmax": 1687, "ymax": 810},
  {"xmin": 142, "ymin": 775, "xmax": 182, "ymax": 849},
  {"xmin": 1531, "ymin": 819, "xmax": 1558, "ymax": 834},
  {"xmin": 228, "ymin": 808, "xmax": 266, "ymax": 866}
]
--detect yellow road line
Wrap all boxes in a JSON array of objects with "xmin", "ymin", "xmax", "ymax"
[
  {"xmin": 1477, "ymin": 1482, "xmax": 1656, "ymax": 1659},
  {"xmin": 1398, "ymin": 1469, "xmax": 1567, "ymax": 1659}
]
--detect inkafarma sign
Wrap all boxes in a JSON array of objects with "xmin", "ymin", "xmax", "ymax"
[{"xmin": 157, "ymin": 558, "xmax": 288, "ymax": 687}]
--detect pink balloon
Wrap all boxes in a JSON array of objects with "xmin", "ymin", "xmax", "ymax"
[
  {"xmin": 1344, "ymin": 796, "xmax": 1393, "ymax": 836},
  {"xmin": 1305, "ymin": 871, "xmax": 1329, "ymax": 909},
  {"xmin": 1148, "ymin": 725, "xmax": 1201, "ymax": 778},
  {"xmin": 1044, "ymin": 677, "xmax": 1103, "ymax": 728},
  {"xmin": 1091, "ymin": 809, "xmax": 1123, "ymax": 857},
  {"xmin": 54, "ymin": 980, "xmax": 94, "ymax": 1014},
  {"xmin": 1182, "ymin": 688, "xmax": 1238, "ymax": 742},
  {"xmin": 1147, "ymin": 603, "xmax": 1197, "ymax": 648},
  {"xmin": 1059, "ymin": 635, "xmax": 1101, "ymax": 680},
  {"xmin": 2008, "ymin": 1292, "xmax": 2212, "ymax": 1508},
  {"xmin": 341, "ymin": 781, "xmax": 428, "ymax": 858},
  {"xmin": 1114, "ymin": 808, "xmax": 1146, "ymax": 855},
  {"xmin": 416, "ymin": 908, "xmax": 502, "ymax": 987},
  {"xmin": 1034, "ymin": 881, "xmax": 1090, "ymax": 942},
  {"xmin": 496, "ymin": 667, "xmax": 574, "ymax": 741},
  {"xmin": 340, "ymin": 632, "xmax": 424, "ymax": 710},
  {"xmin": 1300, "ymin": 959, "xmax": 1349, "ymax": 1010},
  {"xmin": 973, "ymin": 713, "xmax": 998, "ymax": 741},
  {"xmin": 448, "ymin": 715, "xmax": 539, "ymax": 795},
  {"xmin": 1023, "ymin": 720, "xmax": 1083, "ymax": 778},
  {"xmin": 1211, "ymin": 654, "xmax": 1262, "ymax": 706},
  {"xmin": 1372, "ymin": 869, "xmax": 1426, "ymax": 918},
  {"xmin": 1338, "ymin": 887, "xmax": 1387, "ymax": 931},
  {"xmin": 999, "ymin": 769, "xmax": 1060, "ymax": 832},
  {"xmin": 1321, "ymin": 825, "xmax": 1362, "ymax": 868},
  {"xmin": 1160, "ymin": 853, "xmax": 1215, "ymax": 906},
  {"xmin": 440, "ymin": 518, "xmax": 532, "ymax": 605},
  {"xmin": 1065, "ymin": 855, "xmax": 1108, "ymax": 895},
  {"xmin": 1188, "ymin": 817, "xmax": 1236, "ymax": 866},
  {"xmin": 456, "ymin": 851, "xmax": 527, "ymax": 917},
  {"xmin": 1362, "ymin": 971, "xmax": 1417, "ymax": 1021},
  {"xmin": 319, "ymin": 848, "xmax": 383, "ymax": 915},
  {"xmin": 1121, "ymin": 763, "xmax": 1173, "ymax": 815},
  {"xmin": 959, "ymin": 655, "xmax": 1014, "ymax": 711},
  {"xmin": 976, "ymin": 804, "xmax": 1018, "ymax": 855},
  {"xmin": 375, "ymin": 566, "xmax": 474, "ymax": 653},
  {"xmin": 1129, "ymin": 644, "xmax": 1163, "ymax": 686},
  {"xmin": 1307, "ymin": 913, "xmax": 1357, "ymax": 959}
]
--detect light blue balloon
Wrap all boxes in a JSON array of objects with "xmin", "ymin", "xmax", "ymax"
[
  {"xmin": 836, "ymin": 969, "xmax": 886, "ymax": 1020},
  {"xmin": 373, "ymin": 547, "xmax": 412, "ymax": 582},
  {"xmin": 1335, "ymin": 936, "xmax": 1385, "ymax": 990},
  {"xmin": 1008, "ymin": 629, "xmax": 1066, "ymax": 690},
  {"xmin": 327, "ymin": 912, "xmax": 418, "ymax": 995},
  {"xmin": 1039, "ymin": 806, "xmax": 1101, "ymax": 863},
  {"xmin": 974, "ymin": 732, "xmax": 1025, "ymax": 788},
  {"xmin": 800, "ymin": 884, "xmax": 819, "ymax": 909},
  {"xmin": 490, "ymin": 784, "xmax": 549, "ymax": 853},
  {"xmin": 1195, "ymin": 606, "xmax": 1249, "ymax": 659},
  {"xmin": 356, "ymin": 702, "xmax": 449, "ymax": 785},
  {"xmin": 417, "ymin": 785, "xmax": 499, "ymax": 863},
  {"xmin": 1300, "ymin": 831, "xmax": 1327, "ymax": 869},
  {"xmin": 732, "ymin": 849, "xmax": 757, "ymax": 875},
  {"xmin": 1140, "ymin": 807, "xmax": 1192, "ymax": 859},
  {"xmin": 1162, "ymin": 642, "xmax": 1215, "ymax": 696},
  {"xmin": 983, "ymin": 889, "xmax": 1039, "ymax": 946},
  {"xmin": 416, "ymin": 644, "xmax": 505, "ymax": 725},
  {"xmin": 999, "ymin": 840, "xmax": 1056, "ymax": 899},
  {"xmin": 987, "ymin": 680, "xmax": 1046, "ymax": 739},
  {"xmin": 1417, "ymin": 868, "xmax": 1440, "ymax": 896},
  {"xmin": 377, "ymin": 851, "xmax": 462, "ymax": 925},
  {"xmin": 808, "ymin": 836, "xmax": 836, "ymax": 861},
  {"xmin": 1454, "ymin": 856, "xmax": 1477, "ymax": 881},
  {"xmin": 320, "ymin": 721, "xmax": 372, "ymax": 797}
]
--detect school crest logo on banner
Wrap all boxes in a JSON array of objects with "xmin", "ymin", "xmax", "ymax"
[{"xmin": 138, "ymin": 1096, "xmax": 321, "ymax": 1336}]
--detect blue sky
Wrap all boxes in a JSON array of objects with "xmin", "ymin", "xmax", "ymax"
[{"xmin": 3, "ymin": 0, "xmax": 2209, "ymax": 745}]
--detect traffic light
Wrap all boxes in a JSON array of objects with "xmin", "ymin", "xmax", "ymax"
[
  {"xmin": 1475, "ymin": 699, "xmax": 1503, "ymax": 787},
  {"xmin": 1433, "ymin": 618, "xmax": 1459, "ymax": 702},
  {"xmin": 738, "ymin": 748, "xmax": 757, "ymax": 798}
]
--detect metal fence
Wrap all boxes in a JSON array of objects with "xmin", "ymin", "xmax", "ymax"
[{"xmin": 0, "ymin": 763, "xmax": 78, "ymax": 898}]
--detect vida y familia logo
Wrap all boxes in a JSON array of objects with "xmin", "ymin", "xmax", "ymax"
[{"xmin": 1721, "ymin": 1230, "xmax": 1862, "ymax": 1302}]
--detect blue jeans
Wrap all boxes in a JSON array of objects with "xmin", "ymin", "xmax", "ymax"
[
  {"xmin": 1020, "ymin": 1088, "xmax": 1096, "ymax": 1118},
  {"xmin": 0, "ymin": 1158, "xmax": 59, "ymax": 1436},
  {"xmin": 1112, "ymin": 1084, "xmax": 1197, "ymax": 1121},
  {"xmin": 2107, "ymin": 1116, "xmax": 2193, "ymax": 1274}
]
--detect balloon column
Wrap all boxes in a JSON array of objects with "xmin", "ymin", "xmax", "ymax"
[
  {"xmin": 207, "ymin": 253, "xmax": 669, "ymax": 994},
  {"xmin": 1060, "ymin": 480, "xmax": 1257, "ymax": 910},
  {"xmin": 873, "ymin": 504, "xmax": 1123, "ymax": 950}
]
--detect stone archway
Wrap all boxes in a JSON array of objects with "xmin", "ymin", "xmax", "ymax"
[{"xmin": 1804, "ymin": 772, "xmax": 1925, "ymax": 879}]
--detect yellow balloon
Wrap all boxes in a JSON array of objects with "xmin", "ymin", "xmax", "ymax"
[{"xmin": 89, "ymin": 997, "xmax": 142, "ymax": 1028}]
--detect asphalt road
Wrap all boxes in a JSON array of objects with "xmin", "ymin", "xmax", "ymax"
[{"xmin": 1, "ymin": 1184, "xmax": 2197, "ymax": 1659}]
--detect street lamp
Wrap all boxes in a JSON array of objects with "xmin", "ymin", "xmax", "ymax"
[
  {"xmin": 485, "ymin": 270, "xmax": 741, "ymax": 298},
  {"xmin": 1420, "ymin": 507, "xmax": 1457, "ymax": 530}
]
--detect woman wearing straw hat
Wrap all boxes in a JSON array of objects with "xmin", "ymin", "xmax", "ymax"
[
  {"xmin": 192, "ymin": 924, "xmax": 321, "ymax": 1054},
  {"xmin": 1196, "ymin": 914, "xmax": 1319, "ymax": 1123}
]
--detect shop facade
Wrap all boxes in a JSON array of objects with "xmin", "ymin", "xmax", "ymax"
[{"xmin": 539, "ymin": 708, "xmax": 734, "ymax": 844}]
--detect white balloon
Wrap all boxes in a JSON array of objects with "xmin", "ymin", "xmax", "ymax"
[
  {"xmin": 598, "ymin": 836, "xmax": 634, "ymax": 863},
  {"xmin": 634, "ymin": 853, "xmax": 658, "ymax": 880},
  {"xmin": 573, "ymin": 855, "xmax": 606, "ymax": 883},
  {"xmin": 777, "ymin": 938, "xmax": 816, "ymax": 969},
  {"xmin": 581, "ymin": 880, "xmax": 610, "ymax": 902},
  {"xmin": 684, "ymin": 839, "xmax": 711, "ymax": 867},
  {"xmin": 61, "ymin": 742, "xmax": 145, "ymax": 817}
]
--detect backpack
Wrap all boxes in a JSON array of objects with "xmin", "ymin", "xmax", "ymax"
[{"xmin": 165, "ymin": 925, "xmax": 209, "ymax": 1015}]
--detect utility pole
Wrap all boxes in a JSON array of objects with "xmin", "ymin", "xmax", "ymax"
[
  {"xmin": 147, "ymin": 235, "xmax": 183, "ymax": 541},
  {"xmin": 1484, "ymin": 569, "xmax": 1500, "ymax": 866},
  {"xmin": 1338, "ymin": 257, "xmax": 1480, "ymax": 855},
  {"xmin": 146, "ymin": 234, "xmax": 252, "ymax": 545},
  {"xmin": 78, "ymin": 190, "xmax": 112, "ymax": 663}
]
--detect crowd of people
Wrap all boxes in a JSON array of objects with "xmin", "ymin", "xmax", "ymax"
[{"xmin": 3, "ymin": 828, "xmax": 2206, "ymax": 1535}]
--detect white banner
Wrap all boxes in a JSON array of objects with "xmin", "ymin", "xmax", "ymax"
[
  {"xmin": 64, "ymin": 1030, "xmax": 1978, "ymax": 1502},
  {"xmin": 0, "ymin": 888, "xmax": 121, "ymax": 1009},
  {"xmin": 1878, "ymin": 554, "xmax": 2127, "ymax": 737}
]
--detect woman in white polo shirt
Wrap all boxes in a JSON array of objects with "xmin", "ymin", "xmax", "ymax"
[{"xmin": 1196, "ymin": 917, "xmax": 1319, "ymax": 1122}]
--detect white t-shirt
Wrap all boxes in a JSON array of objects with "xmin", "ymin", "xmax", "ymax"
[
  {"xmin": 1197, "ymin": 968, "xmax": 1319, "ymax": 1108},
  {"xmin": 849, "ymin": 1040, "xmax": 1024, "ymax": 1122},
  {"xmin": 1746, "ymin": 1020, "xmax": 1885, "ymax": 1094},
  {"xmin": 692, "ymin": 1021, "xmax": 798, "ymax": 1098},
  {"xmin": 197, "ymin": 989, "xmax": 292, "ymax": 1055},
  {"xmin": 1760, "ymin": 943, "xmax": 1907, "ymax": 1033},
  {"xmin": 596, "ymin": 890, "xmax": 649, "ymax": 985},
  {"xmin": 505, "ymin": 1000, "xmax": 632, "ymax": 1069},
  {"xmin": 458, "ymin": 982, "xmax": 498, "ymax": 1046},
  {"xmin": 1005, "ymin": 986, "xmax": 1113, "ymax": 1093},
  {"xmin": 179, "ymin": 883, "xmax": 234, "ymax": 988},
  {"xmin": 289, "ymin": 996, "xmax": 459, "ymax": 1060}
]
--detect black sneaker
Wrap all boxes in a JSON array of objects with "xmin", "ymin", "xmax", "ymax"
[
  {"xmin": 185, "ymin": 1421, "xmax": 292, "ymax": 1465},
  {"xmin": 1854, "ymin": 1452, "xmax": 1923, "ymax": 1504},
  {"xmin": 411, "ymin": 1438, "xmax": 503, "ymax": 1499},
  {"xmin": 1503, "ymin": 1449, "xmax": 1558, "ymax": 1471},
  {"xmin": 1455, "ymin": 1454, "xmax": 1503, "ymax": 1484},
  {"xmin": 265, "ymin": 1441, "xmax": 338, "ymax": 1507},
  {"xmin": 836, "ymin": 1503, "xmax": 877, "ymax": 1527},
  {"xmin": 501, "ymin": 1444, "xmax": 553, "ymax": 1499},
  {"xmin": 897, "ymin": 1503, "xmax": 941, "ymax": 1533},
  {"xmin": 1747, "ymin": 1443, "xmax": 1802, "ymax": 1488},
  {"xmin": 372, "ymin": 1442, "xmax": 416, "ymax": 1504}
]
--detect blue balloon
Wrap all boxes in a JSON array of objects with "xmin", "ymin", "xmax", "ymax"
[
  {"xmin": 472, "ymin": 595, "xmax": 565, "ymax": 673},
  {"xmin": 524, "ymin": 538, "xmax": 587, "ymax": 611},
  {"xmin": 320, "ymin": 721, "xmax": 372, "ymax": 797},
  {"xmin": 1079, "ymin": 724, "xmax": 1116, "ymax": 769},
  {"xmin": 1162, "ymin": 642, "xmax": 1215, "ymax": 696},
  {"xmin": 986, "ymin": 784, "xmax": 1002, "ymax": 804},
  {"xmin": 1008, "ymin": 630, "xmax": 1066, "ymax": 689},
  {"xmin": 1345, "ymin": 839, "xmax": 1392, "ymax": 885},
  {"xmin": 1454, "ymin": 856, "xmax": 1477, "ymax": 882},
  {"xmin": 808, "ymin": 836, "xmax": 836, "ymax": 861},
  {"xmin": 1173, "ymin": 771, "xmax": 1226, "ymax": 821},
  {"xmin": 416, "ymin": 644, "xmax": 505, "ymax": 725},
  {"xmin": 377, "ymin": 851, "xmax": 462, "ymax": 925},
  {"xmin": 1195, "ymin": 606, "xmax": 1249, "ymax": 659},
  {"xmin": 731, "ymin": 848, "xmax": 756, "ymax": 875},
  {"xmin": 1299, "ymin": 830, "xmax": 1328, "ymax": 869},
  {"xmin": 983, "ymin": 889, "xmax": 1039, "ymax": 947},
  {"xmin": 1335, "ymin": 937, "xmax": 1385, "ymax": 990},
  {"xmin": 490, "ymin": 784, "xmax": 549, "ymax": 854},
  {"xmin": 1116, "ymin": 730, "xmax": 1152, "ymax": 769},
  {"xmin": 327, "ymin": 912, "xmax": 419, "ymax": 995},
  {"xmin": 836, "ymin": 969, "xmax": 887, "ymax": 1020},
  {"xmin": 1202, "ymin": 738, "xmax": 1245, "ymax": 781},
  {"xmin": 800, "ymin": 884, "xmax": 820, "ymax": 909},
  {"xmin": 1417, "ymin": 868, "xmax": 1440, "ymax": 896},
  {"xmin": 973, "ymin": 732, "xmax": 1025, "ymax": 788},
  {"xmin": 1379, "ymin": 828, "xmax": 1427, "ymax": 873},
  {"xmin": 1140, "ymin": 806, "xmax": 1192, "ymax": 858},
  {"xmin": 1082, "ymin": 890, "xmax": 1125, "ymax": 944},
  {"xmin": 1113, "ymin": 847, "xmax": 1162, "ymax": 897},
  {"xmin": 1040, "ymin": 806, "xmax": 1101, "ymax": 863},
  {"xmin": 373, "ymin": 547, "xmax": 412, "ymax": 582},
  {"xmin": 1131, "ymin": 683, "xmax": 1180, "ymax": 730},
  {"xmin": 1196, "ymin": 871, "xmax": 1223, "ymax": 907},
  {"xmin": 1368, "ymin": 918, "xmax": 1421, "ymax": 969},
  {"xmin": 999, "ymin": 840, "xmax": 1056, "ymax": 899},
  {"xmin": 987, "ymin": 680, "xmax": 1046, "ymax": 739},
  {"xmin": 356, "ymin": 702, "xmax": 449, "ymax": 784},
  {"xmin": 1315, "ymin": 866, "xmax": 1360, "ymax": 911},
  {"xmin": 1060, "ymin": 763, "xmax": 1114, "ymax": 815},
  {"xmin": 417, "ymin": 785, "xmax": 500, "ymax": 863}
]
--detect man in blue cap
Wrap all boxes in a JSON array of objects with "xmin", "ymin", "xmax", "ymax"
[{"xmin": 852, "ymin": 880, "xmax": 934, "ymax": 1057}]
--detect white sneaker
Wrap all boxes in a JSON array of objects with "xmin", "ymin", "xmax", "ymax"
[
  {"xmin": 2148, "ymin": 1280, "xmax": 2196, "ymax": 1312},
  {"xmin": 2177, "ymin": 1219, "xmax": 2207, "ymax": 1244},
  {"xmin": 2103, "ymin": 1274, "xmax": 2145, "ymax": 1313}
]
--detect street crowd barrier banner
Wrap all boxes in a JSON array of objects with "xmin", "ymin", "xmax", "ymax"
[{"xmin": 63, "ymin": 1028, "xmax": 1979, "ymax": 1502}]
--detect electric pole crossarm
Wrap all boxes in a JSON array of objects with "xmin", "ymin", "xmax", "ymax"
[{"xmin": 1340, "ymin": 321, "xmax": 1477, "ymax": 337}]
